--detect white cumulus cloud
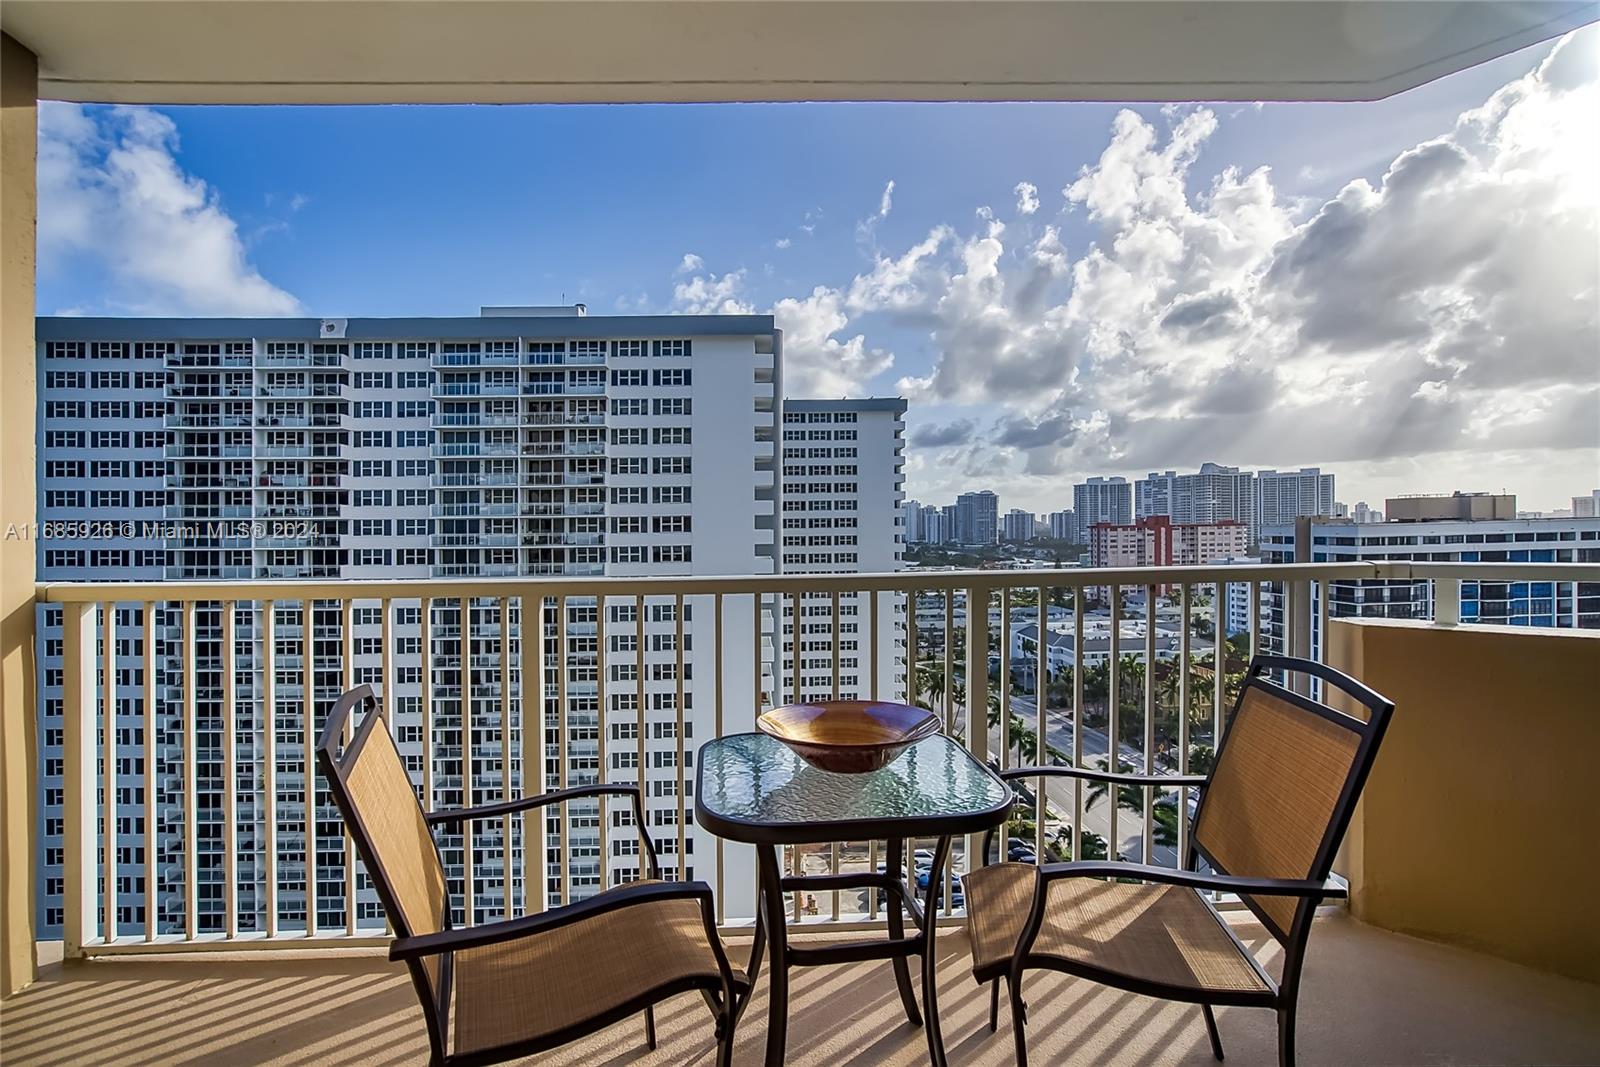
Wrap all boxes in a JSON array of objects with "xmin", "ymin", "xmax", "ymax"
[
  {"xmin": 38, "ymin": 103, "xmax": 302, "ymax": 316},
  {"xmin": 778, "ymin": 28, "xmax": 1599, "ymax": 506}
]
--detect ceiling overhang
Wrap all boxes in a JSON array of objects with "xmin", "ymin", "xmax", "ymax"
[{"xmin": 2, "ymin": 1, "xmax": 1595, "ymax": 106}]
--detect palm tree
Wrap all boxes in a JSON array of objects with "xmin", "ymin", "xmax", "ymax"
[
  {"xmin": 1083, "ymin": 755, "xmax": 1145, "ymax": 815},
  {"xmin": 914, "ymin": 662, "xmax": 944, "ymax": 711}
]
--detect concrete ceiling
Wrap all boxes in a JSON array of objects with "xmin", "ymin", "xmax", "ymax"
[{"xmin": 2, "ymin": 1, "xmax": 1595, "ymax": 105}]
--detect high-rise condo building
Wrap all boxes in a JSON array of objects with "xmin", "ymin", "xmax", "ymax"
[
  {"xmin": 1072, "ymin": 477, "xmax": 1132, "ymax": 542},
  {"xmin": 33, "ymin": 308, "xmax": 795, "ymax": 935},
  {"xmin": 1255, "ymin": 467, "xmax": 1336, "ymax": 532},
  {"xmin": 1001, "ymin": 508, "xmax": 1036, "ymax": 544},
  {"xmin": 1574, "ymin": 491, "xmax": 1600, "ymax": 519},
  {"xmin": 900, "ymin": 499, "xmax": 925, "ymax": 542},
  {"xmin": 955, "ymin": 490, "xmax": 1000, "ymax": 545},
  {"xmin": 1136, "ymin": 462, "xmax": 1257, "ymax": 540},
  {"xmin": 1047, "ymin": 509, "xmax": 1075, "ymax": 541},
  {"xmin": 779, "ymin": 398, "xmax": 907, "ymax": 702}
]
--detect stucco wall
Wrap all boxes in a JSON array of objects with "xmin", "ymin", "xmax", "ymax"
[
  {"xmin": 1, "ymin": 31, "xmax": 39, "ymax": 997},
  {"xmin": 1329, "ymin": 617, "xmax": 1600, "ymax": 984}
]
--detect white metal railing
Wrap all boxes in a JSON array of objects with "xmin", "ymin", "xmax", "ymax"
[{"xmin": 34, "ymin": 560, "xmax": 1597, "ymax": 956}]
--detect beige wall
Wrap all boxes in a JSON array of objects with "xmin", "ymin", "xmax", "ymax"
[
  {"xmin": 1, "ymin": 31, "xmax": 38, "ymax": 998},
  {"xmin": 1330, "ymin": 618, "xmax": 1600, "ymax": 984}
]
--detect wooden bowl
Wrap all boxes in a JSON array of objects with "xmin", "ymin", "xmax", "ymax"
[{"xmin": 756, "ymin": 700, "xmax": 941, "ymax": 774}]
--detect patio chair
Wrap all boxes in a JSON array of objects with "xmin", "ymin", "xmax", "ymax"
[
  {"xmin": 316, "ymin": 684, "xmax": 747, "ymax": 1067},
  {"xmin": 963, "ymin": 655, "xmax": 1394, "ymax": 1067}
]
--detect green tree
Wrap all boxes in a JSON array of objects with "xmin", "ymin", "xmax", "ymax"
[{"xmin": 1084, "ymin": 755, "xmax": 1145, "ymax": 815}]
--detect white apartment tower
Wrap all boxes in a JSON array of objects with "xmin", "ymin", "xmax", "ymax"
[
  {"xmin": 1072, "ymin": 477, "xmax": 1132, "ymax": 542},
  {"xmin": 1047, "ymin": 510, "xmax": 1075, "ymax": 541},
  {"xmin": 779, "ymin": 399, "xmax": 907, "ymax": 703},
  {"xmin": 34, "ymin": 309, "xmax": 781, "ymax": 935},
  {"xmin": 1136, "ymin": 463, "xmax": 1257, "ymax": 540},
  {"xmin": 1256, "ymin": 467, "xmax": 1336, "ymax": 531},
  {"xmin": 1002, "ymin": 508, "xmax": 1036, "ymax": 543}
]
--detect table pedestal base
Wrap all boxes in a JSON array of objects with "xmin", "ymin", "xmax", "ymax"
[{"xmin": 738, "ymin": 836, "xmax": 955, "ymax": 1067}]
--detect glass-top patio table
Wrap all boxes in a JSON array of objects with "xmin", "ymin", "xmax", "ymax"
[{"xmin": 696, "ymin": 731, "xmax": 1012, "ymax": 1067}]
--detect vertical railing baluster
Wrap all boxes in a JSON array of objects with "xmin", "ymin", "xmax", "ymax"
[
  {"xmin": 635, "ymin": 596, "xmax": 647, "ymax": 886},
  {"xmin": 1434, "ymin": 574, "xmax": 1461, "ymax": 626},
  {"xmin": 1142, "ymin": 585, "xmax": 1156, "ymax": 866},
  {"xmin": 555, "ymin": 594, "xmax": 568, "ymax": 905},
  {"xmin": 520, "ymin": 594, "xmax": 545, "ymax": 915},
  {"xmin": 790, "ymin": 590, "xmax": 802, "ymax": 706},
  {"xmin": 1071, "ymin": 585, "xmax": 1083, "ymax": 862},
  {"xmin": 869, "ymin": 588, "xmax": 881, "ymax": 701},
  {"xmin": 1035, "ymin": 585, "xmax": 1046, "ymax": 864},
  {"xmin": 222, "ymin": 601, "xmax": 238, "ymax": 939},
  {"xmin": 101, "ymin": 602, "xmax": 118, "ymax": 944},
  {"xmin": 830, "ymin": 590, "xmax": 842, "ymax": 699},
  {"xmin": 597, "ymin": 595, "xmax": 610, "ymax": 893},
  {"xmin": 460, "ymin": 596, "xmax": 474, "ymax": 923},
  {"xmin": 498, "ymin": 597, "xmax": 512, "ymax": 917},
  {"xmin": 421, "ymin": 597, "xmax": 433, "ymax": 812},
  {"xmin": 962, "ymin": 585, "xmax": 989, "ymax": 914},
  {"xmin": 1177, "ymin": 584, "xmax": 1191, "ymax": 870},
  {"xmin": 381, "ymin": 597, "xmax": 395, "ymax": 934},
  {"xmin": 63, "ymin": 601, "xmax": 97, "ymax": 957},
  {"xmin": 1109, "ymin": 585, "xmax": 1121, "ymax": 861},
  {"xmin": 1213, "ymin": 583, "xmax": 1226, "ymax": 770},
  {"xmin": 1249, "ymin": 580, "xmax": 1261, "ymax": 662},
  {"xmin": 264, "ymin": 601, "xmax": 278, "ymax": 939},
  {"xmin": 676, "ymin": 594, "xmax": 686, "ymax": 881},
  {"xmin": 303, "ymin": 599, "xmax": 316, "ymax": 937},
  {"xmin": 829, "ymin": 589, "xmax": 841, "ymax": 917},
  {"xmin": 906, "ymin": 587, "xmax": 917, "ymax": 708},
  {"xmin": 868, "ymin": 587, "xmax": 880, "ymax": 919},
  {"xmin": 183, "ymin": 600, "xmax": 197, "ymax": 942},
  {"xmin": 942, "ymin": 591, "xmax": 954, "ymax": 736},
  {"xmin": 998, "ymin": 587, "xmax": 1010, "ymax": 865},
  {"xmin": 142, "ymin": 601, "xmax": 156, "ymax": 942},
  {"xmin": 341, "ymin": 598, "xmax": 355, "ymax": 935},
  {"xmin": 752, "ymin": 591, "xmax": 763, "ymax": 918},
  {"xmin": 713, "ymin": 592, "xmax": 725, "ymax": 925},
  {"xmin": 1317, "ymin": 575, "xmax": 1330, "ymax": 669}
]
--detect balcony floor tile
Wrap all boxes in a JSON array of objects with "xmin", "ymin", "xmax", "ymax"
[{"xmin": 6, "ymin": 912, "xmax": 1598, "ymax": 1065}]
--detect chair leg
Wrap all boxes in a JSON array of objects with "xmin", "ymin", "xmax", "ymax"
[
  {"xmin": 1277, "ymin": 1002, "xmax": 1296, "ymax": 1067},
  {"xmin": 716, "ymin": 1007, "xmax": 736, "ymax": 1067},
  {"xmin": 1201, "ymin": 1004, "xmax": 1224, "ymax": 1061},
  {"xmin": 1008, "ymin": 973, "xmax": 1029, "ymax": 1067},
  {"xmin": 988, "ymin": 978, "xmax": 1000, "ymax": 1033},
  {"xmin": 644, "ymin": 1005, "xmax": 657, "ymax": 1051}
]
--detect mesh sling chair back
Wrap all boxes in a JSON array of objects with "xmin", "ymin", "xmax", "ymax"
[
  {"xmin": 963, "ymin": 654, "xmax": 1394, "ymax": 1067},
  {"xmin": 316, "ymin": 684, "xmax": 748, "ymax": 1067}
]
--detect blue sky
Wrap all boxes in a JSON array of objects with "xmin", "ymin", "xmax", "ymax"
[{"xmin": 37, "ymin": 30, "xmax": 1600, "ymax": 512}]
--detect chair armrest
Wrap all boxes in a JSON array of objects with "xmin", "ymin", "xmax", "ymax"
[
  {"xmin": 978, "ymin": 768, "xmax": 1206, "ymax": 867},
  {"xmin": 389, "ymin": 878, "xmax": 714, "ymax": 961},
  {"xmin": 1000, "ymin": 765, "xmax": 1208, "ymax": 788},
  {"xmin": 1038, "ymin": 860, "xmax": 1347, "ymax": 899},
  {"xmin": 425, "ymin": 783, "xmax": 643, "ymax": 826}
]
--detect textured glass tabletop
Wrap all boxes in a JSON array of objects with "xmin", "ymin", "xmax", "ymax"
[{"xmin": 695, "ymin": 732, "xmax": 1012, "ymax": 844}]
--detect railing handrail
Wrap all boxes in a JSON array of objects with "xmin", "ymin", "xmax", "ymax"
[
  {"xmin": 37, "ymin": 562, "xmax": 1356, "ymax": 601},
  {"xmin": 34, "ymin": 560, "xmax": 1600, "ymax": 604},
  {"xmin": 1384, "ymin": 561, "xmax": 1600, "ymax": 582}
]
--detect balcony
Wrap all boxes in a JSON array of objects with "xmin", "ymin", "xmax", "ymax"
[
  {"xmin": 30, "ymin": 560, "xmax": 1598, "ymax": 970},
  {"xmin": 8, "ymin": 909, "xmax": 1599, "ymax": 1065}
]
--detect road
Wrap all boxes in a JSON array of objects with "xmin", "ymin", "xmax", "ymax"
[{"xmin": 985, "ymin": 693, "xmax": 1182, "ymax": 867}]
